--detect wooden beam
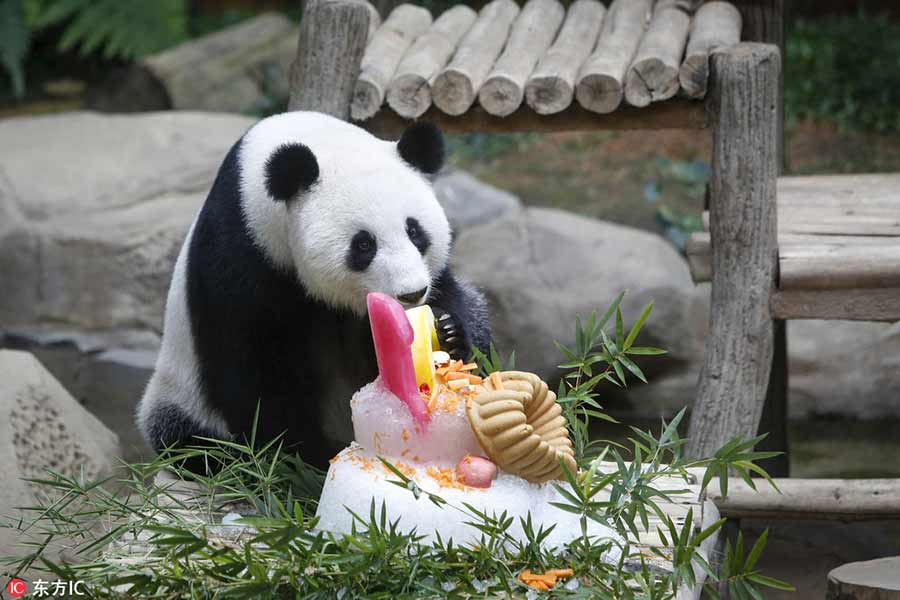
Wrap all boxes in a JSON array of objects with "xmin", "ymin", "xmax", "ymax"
[
  {"xmin": 771, "ymin": 288, "xmax": 900, "ymax": 322},
  {"xmin": 358, "ymin": 98, "xmax": 709, "ymax": 136},
  {"xmin": 711, "ymin": 478, "xmax": 900, "ymax": 521},
  {"xmin": 289, "ymin": 0, "xmax": 371, "ymax": 118},
  {"xmin": 624, "ymin": 0, "xmax": 692, "ymax": 108},
  {"xmin": 680, "ymin": 2, "xmax": 743, "ymax": 99},
  {"xmin": 780, "ymin": 244, "xmax": 900, "ymax": 290},
  {"xmin": 686, "ymin": 44, "xmax": 780, "ymax": 460}
]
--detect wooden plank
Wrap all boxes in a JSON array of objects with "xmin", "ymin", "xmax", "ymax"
[
  {"xmin": 524, "ymin": 0, "xmax": 606, "ymax": 115},
  {"xmin": 680, "ymin": 2, "xmax": 742, "ymax": 99},
  {"xmin": 351, "ymin": 4, "xmax": 432, "ymax": 121},
  {"xmin": 575, "ymin": 0, "xmax": 653, "ymax": 114},
  {"xmin": 432, "ymin": 0, "xmax": 520, "ymax": 115},
  {"xmin": 780, "ymin": 244, "xmax": 900, "ymax": 290},
  {"xmin": 624, "ymin": 0, "xmax": 693, "ymax": 108},
  {"xmin": 386, "ymin": 6, "xmax": 477, "ymax": 119},
  {"xmin": 289, "ymin": 0, "xmax": 372, "ymax": 118},
  {"xmin": 359, "ymin": 97, "xmax": 710, "ymax": 137},
  {"xmin": 686, "ymin": 44, "xmax": 780, "ymax": 460},
  {"xmin": 771, "ymin": 288, "xmax": 900, "ymax": 321},
  {"xmin": 711, "ymin": 478, "xmax": 900, "ymax": 521},
  {"xmin": 685, "ymin": 231, "xmax": 712, "ymax": 284},
  {"xmin": 779, "ymin": 173, "xmax": 900, "ymax": 208},
  {"xmin": 479, "ymin": 0, "xmax": 565, "ymax": 117}
]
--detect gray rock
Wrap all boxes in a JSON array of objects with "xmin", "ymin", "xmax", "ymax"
[
  {"xmin": 788, "ymin": 320, "xmax": 900, "ymax": 420},
  {"xmin": 0, "ymin": 350, "xmax": 120, "ymax": 561},
  {"xmin": 0, "ymin": 111, "xmax": 255, "ymax": 332},
  {"xmin": 433, "ymin": 170, "xmax": 522, "ymax": 233},
  {"xmin": 452, "ymin": 207, "xmax": 708, "ymax": 387},
  {"xmin": 1, "ymin": 327, "xmax": 158, "ymax": 462}
]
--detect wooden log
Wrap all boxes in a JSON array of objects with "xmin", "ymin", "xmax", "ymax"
[
  {"xmin": 358, "ymin": 97, "xmax": 710, "ymax": 136},
  {"xmin": 780, "ymin": 244, "xmax": 900, "ymax": 290},
  {"xmin": 680, "ymin": 2, "xmax": 742, "ymax": 99},
  {"xmin": 88, "ymin": 14, "xmax": 298, "ymax": 113},
  {"xmin": 771, "ymin": 288, "xmax": 900, "ymax": 321},
  {"xmin": 779, "ymin": 173, "xmax": 900, "ymax": 208},
  {"xmin": 711, "ymin": 478, "xmax": 900, "ymax": 521},
  {"xmin": 685, "ymin": 44, "xmax": 780, "ymax": 460},
  {"xmin": 289, "ymin": 0, "xmax": 371, "ymax": 119},
  {"xmin": 624, "ymin": 0, "xmax": 692, "ymax": 108},
  {"xmin": 386, "ymin": 6, "xmax": 477, "ymax": 119},
  {"xmin": 351, "ymin": 4, "xmax": 432, "ymax": 121},
  {"xmin": 575, "ymin": 0, "xmax": 653, "ymax": 114},
  {"xmin": 524, "ymin": 0, "xmax": 606, "ymax": 115},
  {"xmin": 478, "ymin": 0, "xmax": 566, "ymax": 117},
  {"xmin": 432, "ymin": 0, "xmax": 520, "ymax": 116},
  {"xmin": 828, "ymin": 558, "xmax": 900, "ymax": 600},
  {"xmin": 354, "ymin": 0, "xmax": 382, "ymax": 41}
]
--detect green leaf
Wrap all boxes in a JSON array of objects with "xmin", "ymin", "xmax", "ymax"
[
  {"xmin": 624, "ymin": 302, "xmax": 654, "ymax": 350},
  {"xmin": 746, "ymin": 574, "xmax": 795, "ymax": 591},
  {"xmin": 0, "ymin": 0, "xmax": 31, "ymax": 97},
  {"xmin": 625, "ymin": 346, "xmax": 668, "ymax": 355}
]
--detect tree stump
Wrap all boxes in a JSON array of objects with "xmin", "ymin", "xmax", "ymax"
[{"xmin": 827, "ymin": 557, "xmax": 900, "ymax": 600}]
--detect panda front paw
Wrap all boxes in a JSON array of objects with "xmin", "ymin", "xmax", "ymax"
[{"xmin": 433, "ymin": 308, "xmax": 469, "ymax": 361}]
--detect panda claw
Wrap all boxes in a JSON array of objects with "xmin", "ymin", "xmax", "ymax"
[{"xmin": 438, "ymin": 313, "xmax": 453, "ymax": 322}]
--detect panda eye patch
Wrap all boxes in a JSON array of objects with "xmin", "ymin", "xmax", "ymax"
[
  {"xmin": 406, "ymin": 217, "xmax": 431, "ymax": 255},
  {"xmin": 347, "ymin": 230, "xmax": 377, "ymax": 271}
]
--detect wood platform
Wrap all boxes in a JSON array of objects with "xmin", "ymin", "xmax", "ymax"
[
  {"xmin": 345, "ymin": 0, "xmax": 741, "ymax": 132},
  {"xmin": 686, "ymin": 173, "xmax": 900, "ymax": 321}
]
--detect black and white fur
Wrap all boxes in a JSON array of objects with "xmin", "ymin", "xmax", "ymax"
[{"xmin": 137, "ymin": 111, "xmax": 491, "ymax": 468}]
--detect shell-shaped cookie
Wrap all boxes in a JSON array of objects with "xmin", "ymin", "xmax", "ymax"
[{"xmin": 466, "ymin": 371, "xmax": 577, "ymax": 483}]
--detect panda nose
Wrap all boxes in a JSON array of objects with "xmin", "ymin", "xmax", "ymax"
[{"xmin": 397, "ymin": 287, "xmax": 428, "ymax": 305}]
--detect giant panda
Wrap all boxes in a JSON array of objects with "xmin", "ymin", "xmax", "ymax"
[{"xmin": 136, "ymin": 111, "xmax": 491, "ymax": 469}]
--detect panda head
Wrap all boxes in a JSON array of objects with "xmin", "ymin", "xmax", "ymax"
[{"xmin": 239, "ymin": 112, "xmax": 450, "ymax": 315}]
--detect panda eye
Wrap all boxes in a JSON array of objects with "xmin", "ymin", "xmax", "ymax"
[
  {"xmin": 352, "ymin": 231, "xmax": 376, "ymax": 253},
  {"xmin": 406, "ymin": 217, "xmax": 431, "ymax": 255},
  {"xmin": 407, "ymin": 222, "xmax": 420, "ymax": 239}
]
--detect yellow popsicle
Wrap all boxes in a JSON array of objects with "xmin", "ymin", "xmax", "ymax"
[{"xmin": 405, "ymin": 305, "xmax": 439, "ymax": 391}]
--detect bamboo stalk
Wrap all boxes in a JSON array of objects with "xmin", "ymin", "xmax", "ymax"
[
  {"xmin": 350, "ymin": 4, "xmax": 432, "ymax": 121},
  {"xmin": 432, "ymin": 0, "xmax": 520, "ymax": 116},
  {"xmin": 575, "ymin": 0, "xmax": 653, "ymax": 114},
  {"xmin": 386, "ymin": 6, "xmax": 477, "ymax": 119},
  {"xmin": 478, "ymin": 0, "xmax": 566, "ymax": 117}
]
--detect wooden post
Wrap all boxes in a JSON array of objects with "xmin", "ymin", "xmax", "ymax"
[
  {"xmin": 685, "ymin": 43, "xmax": 780, "ymax": 460},
  {"xmin": 734, "ymin": 0, "xmax": 788, "ymax": 477},
  {"xmin": 288, "ymin": 0, "xmax": 371, "ymax": 119}
]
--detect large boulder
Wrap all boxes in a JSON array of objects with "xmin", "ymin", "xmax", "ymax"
[
  {"xmin": 0, "ymin": 111, "xmax": 255, "ymax": 331},
  {"xmin": 432, "ymin": 170, "xmax": 522, "ymax": 234},
  {"xmin": 0, "ymin": 350, "xmax": 120, "ymax": 560},
  {"xmin": 789, "ymin": 320, "xmax": 900, "ymax": 419},
  {"xmin": 452, "ymin": 207, "xmax": 708, "ymax": 390}
]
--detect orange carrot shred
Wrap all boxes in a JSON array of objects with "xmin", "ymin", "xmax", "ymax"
[{"xmin": 459, "ymin": 363, "xmax": 478, "ymax": 371}]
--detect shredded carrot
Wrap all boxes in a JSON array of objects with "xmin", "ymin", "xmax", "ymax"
[
  {"xmin": 445, "ymin": 371, "xmax": 468, "ymax": 381},
  {"xmin": 401, "ymin": 428, "xmax": 409, "ymax": 442},
  {"xmin": 517, "ymin": 568, "xmax": 574, "ymax": 590},
  {"xmin": 459, "ymin": 363, "xmax": 478, "ymax": 372},
  {"xmin": 447, "ymin": 379, "xmax": 469, "ymax": 390},
  {"xmin": 436, "ymin": 366, "xmax": 450, "ymax": 377},
  {"xmin": 465, "ymin": 374, "xmax": 483, "ymax": 385},
  {"xmin": 489, "ymin": 372, "xmax": 504, "ymax": 390}
]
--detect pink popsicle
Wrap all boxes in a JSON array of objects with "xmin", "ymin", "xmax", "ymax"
[{"xmin": 366, "ymin": 292, "xmax": 431, "ymax": 427}]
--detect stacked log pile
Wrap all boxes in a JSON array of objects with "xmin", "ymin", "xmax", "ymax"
[{"xmin": 351, "ymin": 0, "xmax": 742, "ymax": 121}]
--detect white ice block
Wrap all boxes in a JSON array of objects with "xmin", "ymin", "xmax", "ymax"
[
  {"xmin": 318, "ymin": 379, "xmax": 621, "ymax": 553},
  {"xmin": 316, "ymin": 445, "xmax": 622, "ymax": 553}
]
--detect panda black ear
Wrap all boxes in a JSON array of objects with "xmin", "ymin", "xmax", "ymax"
[
  {"xmin": 264, "ymin": 143, "xmax": 319, "ymax": 201},
  {"xmin": 397, "ymin": 121, "xmax": 445, "ymax": 175}
]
